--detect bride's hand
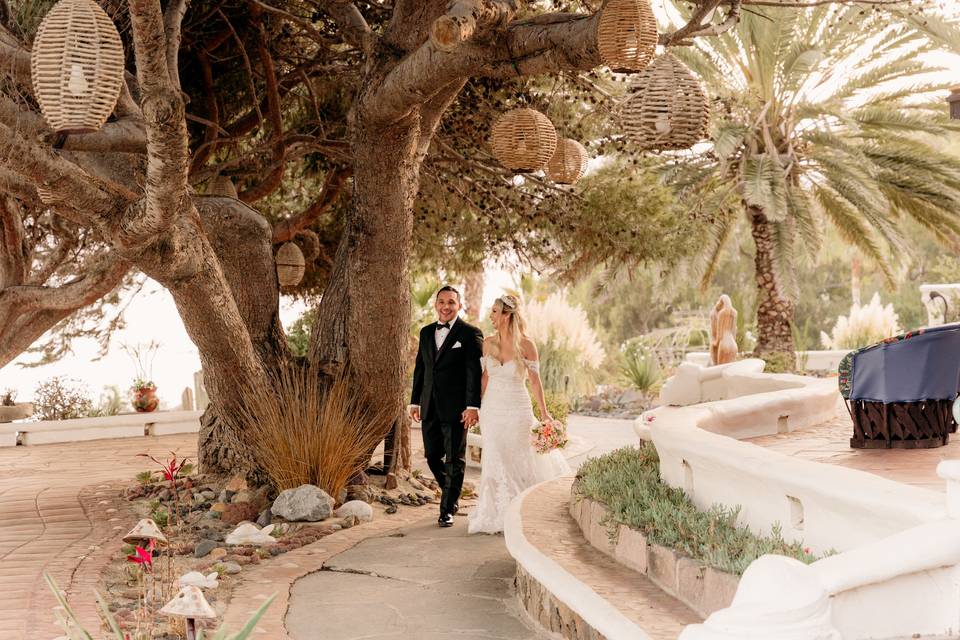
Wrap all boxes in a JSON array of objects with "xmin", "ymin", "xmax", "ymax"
[{"xmin": 541, "ymin": 412, "xmax": 554, "ymax": 425}]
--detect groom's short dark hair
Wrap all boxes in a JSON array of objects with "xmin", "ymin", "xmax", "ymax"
[{"xmin": 437, "ymin": 285, "xmax": 461, "ymax": 301}]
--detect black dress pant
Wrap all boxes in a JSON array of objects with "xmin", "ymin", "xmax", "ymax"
[{"xmin": 421, "ymin": 416, "xmax": 466, "ymax": 515}]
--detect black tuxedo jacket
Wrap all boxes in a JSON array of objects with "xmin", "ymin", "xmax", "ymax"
[{"xmin": 411, "ymin": 318, "xmax": 484, "ymax": 423}]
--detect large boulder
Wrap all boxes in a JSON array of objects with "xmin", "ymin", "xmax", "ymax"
[{"xmin": 272, "ymin": 484, "xmax": 334, "ymax": 522}]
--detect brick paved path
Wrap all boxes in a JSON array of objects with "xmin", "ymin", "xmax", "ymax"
[
  {"xmin": 0, "ymin": 433, "xmax": 196, "ymax": 639},
  {"xmin": 748, "ymin": 411, "xmax": 955, "ymax": 493},
  {"xmin": 522, "ymin": 478, "xmax": 700, "ymax": 639}
]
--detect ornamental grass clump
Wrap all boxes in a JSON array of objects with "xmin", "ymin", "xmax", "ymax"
[
  {"xmin": 820, "ymin": 292, "xmax": 900, "ymax": 350},
  {"xmin": 575, "ymin": 445, "xmax": 821, "ymax": 575},
  {"xmin": 236, "ymin": 366, "xmax": 388, "ymax": 499}
]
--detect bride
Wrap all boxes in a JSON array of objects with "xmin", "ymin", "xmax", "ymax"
[{"xmin": 468, "ymin": 294, "xmax": 572, "ymax": 535}]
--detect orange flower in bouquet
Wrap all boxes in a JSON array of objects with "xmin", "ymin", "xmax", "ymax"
[{"xmin": 531, "ymin": 419, "xmax": 568, "ymax": 454}]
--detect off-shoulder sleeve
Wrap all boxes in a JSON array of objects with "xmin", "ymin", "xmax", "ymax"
[{"xmin": 525, "ymin": 359, "xmax": 540, "ymax": 374}]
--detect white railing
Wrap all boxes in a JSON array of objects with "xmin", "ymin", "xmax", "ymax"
[{"xmin": 0, "ymin": 410, "xmax": 202, "ymax": 446}]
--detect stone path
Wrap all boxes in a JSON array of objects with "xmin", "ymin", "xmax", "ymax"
[
  {"xmin": 748, "ymin": 410, "xmax": 957, "ymax": 493},
  {"xmin": 287, "ymin": 516, "xmax": 545, "ymax": 640},
  {"xmin": 0, "ymin": 432, "xmax": 196, "ymax": 639},
  {"xmin": 521, "ymin": 478, "xmax": 700, "ymax": 639}
]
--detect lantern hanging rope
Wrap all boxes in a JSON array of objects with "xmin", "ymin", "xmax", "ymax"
[
  {"xmin": 596, "ymin": 0, "xmax": 658, "ymax": 73},
  {"xmin": 622, "ymin": 53, "xmax": 710, "ymax": 152},
  {"xmin": 489, "ymin": 108, "xmax": 558, "ymax": 173},
  {"xmin": 276, "ymin": 242, "xmax": 306, "ymax": 288},
  {"xmin": 31, "ymin": 0, "xmax": 125, "ymax": 134}
]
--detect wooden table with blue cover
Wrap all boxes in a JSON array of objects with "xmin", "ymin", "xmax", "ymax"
[{"xmin": 839, "ymin": 324, "xmax": 960, "ymax": 449}]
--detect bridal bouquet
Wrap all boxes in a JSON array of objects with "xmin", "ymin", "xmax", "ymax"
[{"xmin": 531, "ymin": 419, "xmax": 568, "ymax": 454}]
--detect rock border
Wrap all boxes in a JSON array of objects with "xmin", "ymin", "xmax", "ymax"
[{"xmin": 569, "ymin": 484, "xmax": 739, "ymax": 618}]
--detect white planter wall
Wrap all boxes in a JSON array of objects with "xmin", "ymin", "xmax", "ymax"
[{"xmin": 0, "ymin": 410, "xmax": 202, "ymax": 446}]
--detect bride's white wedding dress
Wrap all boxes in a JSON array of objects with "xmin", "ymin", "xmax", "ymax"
[{"xmin": 468, "ymin": 356, "xmax": 572, "ymax": 534}]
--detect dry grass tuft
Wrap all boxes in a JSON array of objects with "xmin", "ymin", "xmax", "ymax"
[{"xmin": 236, "ymin": 365, "xmax": 389, "ymax": 499}]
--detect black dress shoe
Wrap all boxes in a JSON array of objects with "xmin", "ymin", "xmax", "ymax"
[
  {"xmin": 449, "ymin": 503, "xmax": 459, "ymax": 516},
  {"xmin": 438, "ymin": 513, "xmax": 454, "ymax": 528}
]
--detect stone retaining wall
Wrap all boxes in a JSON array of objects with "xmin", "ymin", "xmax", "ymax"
[
  {"xmin": 515, "ymin": 564, "xmax": 605, "ymax": 640},
  {"xmin": 569, "ymin": 485, "xmax": 739, "ymax": 618}
]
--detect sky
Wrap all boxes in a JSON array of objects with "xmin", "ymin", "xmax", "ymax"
[{"xmin": 2, "ymin": 3, "xmax": 959, "ymax": 408}]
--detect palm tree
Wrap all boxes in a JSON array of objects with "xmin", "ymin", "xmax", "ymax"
[{"xmin": 664, "ymin": 3, "xmax": 960, "ymax": 358}]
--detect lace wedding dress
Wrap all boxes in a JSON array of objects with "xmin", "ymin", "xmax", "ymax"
[{"xmin": 468, "ymin": 356, "xmax": 572, "ymax": 534}]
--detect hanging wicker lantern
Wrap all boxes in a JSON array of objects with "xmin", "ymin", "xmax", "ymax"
[
  {"xmin": 30, "ymin": 0, "xmax": 125, "ymax": 134},
  {"xmin": 545, "ymin": 138, "xmax": 589, "ymax": 185},
  {"xmin": 276, "ymin": 242, "xmax": 305, "ymax": 287},
  {"xmin": 208, "ymin": 175, "xmax": 238, "ymax": 198},
  {"xmin": 489, "ymin": 108, "xmax": 558, "ymax": 172},
  {"xmin": 622, "ymin": 53, "xmax": 710, "ymax": 152},
  {"xmin": 596, "ymin": 0, "xmax": 658, "ymax": 73}
]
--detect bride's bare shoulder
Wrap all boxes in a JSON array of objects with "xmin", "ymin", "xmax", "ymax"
[{"xmin": 482, "ymin": 335, "xmax": 497, "ymax": 354}]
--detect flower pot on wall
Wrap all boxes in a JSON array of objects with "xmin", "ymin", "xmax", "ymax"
[
  {"xmin": 0, "ymin": 403, "xmax": 34, "ymax": 423},
  {"xmin": 133, "ymin": 386, "xmax": 159, "ymax": 413}
]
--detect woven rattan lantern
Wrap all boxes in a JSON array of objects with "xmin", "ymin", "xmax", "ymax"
[
  {"xmin": 276, "ymin": 242, "xmax": 305, "ymax": 287},
  {"xmin": 545, "ymin": 138, "xmax": 589, "ymax": 185},
  {"xmin": 622, "ymin": 53, "xmax": 710, "ymax": 152},
  {"xmin": 209, "ymin": 175, "xmax": 238, "ymax": 198},
  {"xmin": 597, "ymin": 0, "xmax": 658, "ymax": 73},
  {"xmin": 31, "ymin": 0, "xmax": 125, "ymax": 134},
  {"xmin": 489, "ymin": 108, "xmax": 558, "ymax": 172}
]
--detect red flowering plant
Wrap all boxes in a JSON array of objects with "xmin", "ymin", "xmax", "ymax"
[
  {"xmin": 530, "ymin": 419, "xmax": 569, "ymax": 454},
  {"xmin": 138, "ymin": 451, "xmax": 192, "ymax": 526},
  {"xmin": 126, "ymin": 539, "xmax": 155, "ymax": 573}
]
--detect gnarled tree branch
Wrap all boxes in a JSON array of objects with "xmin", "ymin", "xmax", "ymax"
[
  {"xmin": 271, "ymin": 167, "xmax": 350, "ymax": 244},
  {"xmin": 127, "ymin": 0, "xmax": 191, "ymax": 241},
  {"xmin": 313, "ymin": 0, "xmax": 374, "ymax": 53}
]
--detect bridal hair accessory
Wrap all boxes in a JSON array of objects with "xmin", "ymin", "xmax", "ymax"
[{"xmin": 498, "ymin": 295, "xmax": 518, "ymax": 310}]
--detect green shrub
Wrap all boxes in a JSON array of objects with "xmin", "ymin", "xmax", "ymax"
[
  {"xmin": 620, "ymin": 340, "xmax": 661, "ymax": 393},
  {"xmin": 758, "ymin": 351, "xmax": 796, "ymax": 374},
  {"xmin": 532, "ymin": 389, "xmax": 570, "ymax": 424},
  {"xmin": 575, "ymin": 445, "xmax": 822, "ymax": 575}
]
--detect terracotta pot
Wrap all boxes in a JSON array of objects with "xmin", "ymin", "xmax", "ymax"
[
  {"xmin": 133, "ymin": 386, "xmax": 159, "ymax": 413},
  {"xmin": 0, "ymin": 402, "xmax": 33, "ymax": 423}
]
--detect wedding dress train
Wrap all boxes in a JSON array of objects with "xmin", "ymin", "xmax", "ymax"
[{"xmin": 468, "ymin": 356, "xmax": 572, "ymax": 534}]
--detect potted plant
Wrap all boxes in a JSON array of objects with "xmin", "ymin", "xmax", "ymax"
[
  {"xmin": 131, "ymin": 379, "xmax": 159, "ymax": 413},
  {"xmin": 0, "ymin": 389, "xmax": 33, "ymax": 423},
  {"xmin": 123, "ymin": 341, "xmax": 161, "ymax": 413}
]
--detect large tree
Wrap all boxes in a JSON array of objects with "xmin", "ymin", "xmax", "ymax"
[
  {"xmin": 664, "ymin": 1, "xmax": 960, "ymax": 357},
  {"xmin": 0, "ymin": 0, "xmax": 928, "ymax": 475}
]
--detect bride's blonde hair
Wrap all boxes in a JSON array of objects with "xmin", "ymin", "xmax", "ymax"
[{"xmin": 494, "ymin": 295, "xmax": 529, "ymax": 378}]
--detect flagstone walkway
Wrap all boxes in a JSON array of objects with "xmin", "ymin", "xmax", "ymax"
[
  {"xmin": 748, "ymin": 410, "xmax": 958, "ymax": 493},
  {"xmin": 0, "ymin": 432, "xmax": 196, "ymax": 639}
]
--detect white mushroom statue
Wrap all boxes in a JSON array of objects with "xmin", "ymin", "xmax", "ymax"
[
  {"xmin": 159, "ymin": 585, "xmax": 217, "ymax": 640},
  {"xmin": 122, "ymin": 518, "xmax": 168, "ymax": 546}
]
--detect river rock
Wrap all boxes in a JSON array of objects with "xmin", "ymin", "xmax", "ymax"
[
  {"xmin": 272, "ymin": 485, "xmax": 334, "ymax": 522},
  {"xmin": 194, "ymin": 540, "xmax": 217, "ymax": 558},
  {"xmin": 334, "ymin": 500, "xmax": 373, "ymax": 523}
]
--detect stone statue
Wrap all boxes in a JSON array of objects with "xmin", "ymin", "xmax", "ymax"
[{"xmin": 710, "ymin": 294, "xmax": 738, "ymax": 366}]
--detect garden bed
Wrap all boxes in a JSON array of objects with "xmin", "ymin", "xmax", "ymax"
[
  {"xmin": 572, "ymin": 445, "xmax": 825, "ymax": 616},
  {"xmin": 91, "ymin": 466, "xmax": 440, "ymax": 639}
]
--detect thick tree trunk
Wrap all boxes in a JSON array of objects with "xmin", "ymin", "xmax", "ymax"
[
  {"xmin": 464, "ymin": 268, "xmax": 485, "ymax": 322},
  {"xmin": 183, "ymin": 196, "xmax": 287, "ymax": 475},
  {"xmin": 749, "ymin": 207, "xmax": 795, "ymax": 356},
  {"xmin": 310, "ymin": 112, "xmax": 420, "ymax": 433}
]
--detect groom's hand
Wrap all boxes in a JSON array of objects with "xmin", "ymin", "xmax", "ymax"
[
  {"xmin": 462, "ymin": 408, "xmax": 479, "ymax": 429},
  {"xmin": 408, "ymin": 405, "xmax": 421, "ymax": 423}
]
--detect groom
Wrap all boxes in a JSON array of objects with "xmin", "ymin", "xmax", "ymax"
[{"xmin": 408, "ymin": 286, "xmax": 484, "ymax": 527}]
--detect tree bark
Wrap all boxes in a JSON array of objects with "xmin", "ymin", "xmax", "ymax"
[
  {"xmin": 749, "ymin": 206, "xmax": 795, "ymax": 356},
  {"xmin": 464, "ymin": 268, "xmax": 485, "ymax": 322}
]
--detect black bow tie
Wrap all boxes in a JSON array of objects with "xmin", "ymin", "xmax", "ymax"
[{"xmin": 437, "ymin": 322, "xmax": 450, "ymax": 330}]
